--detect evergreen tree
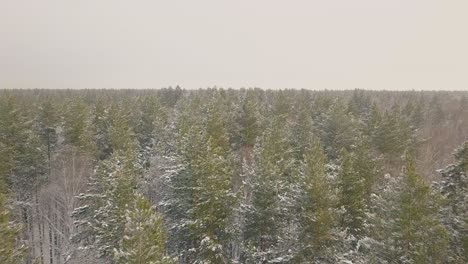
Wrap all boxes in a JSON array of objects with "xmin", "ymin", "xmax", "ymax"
[
  {"xmin": 188, "ymin": 98, "xmax": 236, "ymax": 263},
  {"xmin": 291, "ymin": 99, "xmax": 314, "ymax": 161},
  {"xmin": 108, "ymin": 103, "xmax": 136, "ymax": 154},
  {"xmin": 73, "ymin": 107, "xmax": 140, "ymax": 261},
  {"xmin": 240, "ymin": 89, "xmax": 259, "ymax": 148},
  {"xmin": 439, "ymin": 141, "xmax": 468, "ymax": 263},
  {"xmin": 160, "ymin": 98, "xmax": 203, "ymax": 263},
  {"xmin": 160, "ymin": 94, "xmax": 238, "ymax": 263},
  {"xmin": 36, "ymin": 99, "xmax": 59, "ymax": 172},
  {"xmin": 353, "ymin": 139, "xmax": 379, "ymax": 199},
  {"xmin": 374, "ymin": 105, "xmax": 415, "ymax": 161},
  {"xmin": 374, "ymin": 109, "xmax": 401, "ymax": 158},
  {"xmin": 364, "ymin": 102, "xmax": 381, "ymax": 139},
  {"xmin": 134, "ymin": 96, "xmax": 168, "ymax": 168},
  {"xmin": 295, "ymin": 136, "xmax": 337, "ymax": 263},
  {"xmin": 244, "ymin": 116, "xmax": 297, "ymax": 263},
  {"xmin": 337, "ymin": 149, "xmax": 367, "ymax": 239},
  {"xmin": 395, "ymin": 153, "xmax": 449, "ymax": 263},
  {"xmin": 114, "ymin": 194, "xmax": 174, "ymax": 264},
  {"xmin": 92, "ymin": 99, "xmax": 112, "ymax": 160},
  {"xmin": 159, "ymin": 150, "xmax": 195, "ymax": 263},
  {"xmin": 0, "ymin": 95, "xmax": 27, "ymax": 191},
  {"xmin": 190, "ymin": 140, "xmax": 235, "ymax": 263},
  {"xmin": 62, "ymin": 98, "xmax": 94, "ymax": 152},
  {"xmin": 72, "ymin": 153, "xmax": 133, "ymax": 260},
  {"xmin": 0, "ymin": 193, "xmax": 26, "ymax": 264},
  {"xmin": 0, "ymin": 95, "xmax": 47, "ymax": 198},
  {"xmin": 316, "ymin": 100, "xmax": 359, "ymax": 159},
  {"xmin": 347, "ymin": 89, "xmax": 372, "ymax": 119}
]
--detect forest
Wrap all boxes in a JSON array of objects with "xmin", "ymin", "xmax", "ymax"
[{"xmin": 0, "ymin": 88, "xmax": 467, "ymax": 264}]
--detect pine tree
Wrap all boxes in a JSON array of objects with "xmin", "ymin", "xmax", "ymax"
[
  {"xmin": 353, "ymin": 139, "xmax": 379, "ymax": 200},
  {"xmin": 134, "ymin": 96, "xmax": 167, "ymax": 168},
  {"xmin": 439, "ymin": 141, "xmax": 468, "ymax": 263},
  {"xmin": 0, "ymin": 95, "xmax": 47, "ymax": 264},
  {"xmin": 291, "ymin": 99, "xmax": 315, "ymax": 161},
  {"xmin": 0, "ymin": 95, "xmax": 28, "ymax": 192},
  {"xmin": 347, "ymin": 89, "xmax": 372, "ymax": 119},
  {"xmin": 160, "ymin": 94, "xmax": 237, "ymax": 263},
  {"xmin": 114, "ymin": 194, "xmax": 174, "ymax": 264},
  {"xmin": 36, "ymin": 99, "xmax": 59, "ymax": 173},
  {"xmin": 337, "ymin": 149, "xmax": 367, "ymax": 239},
  {"xmin": 374, "ymin": 105, "xmax": 415, "ymax": 161},
  {"xmin": 244, "ymin": 115, "xmax": 297, "ymax": 263},
  {"xmin": 190, "ymin": 140, "xmax": 235, "ymax": 263},
  {"xmin": 240, "ymin": 89, "xmax": 259, "ymax": 148},
  {"xmin": 62, "ymin": 97, "xmax": 94, "ymax": 152},
  {"xmin": 159, "ymin": 151, "xmax": 195, "ymax": 263},
  {"xmin": 73, "ymin": 106, "xmax": 140, "ymax": 261},
  {"xmin": 333, "ymin": 142, "xmax": 378, "ymax": 262},
  {"xmin": 295, "ymin": 136, "xmax": 337, "ymax": 263},
  {"xmin": 364, "ymin": 102, "xmax": 381, "ymax": 139},
  {"xmin": 108, "ymin": 103, "xmax": 136, "ymax": 154},
  {"xmin": 0, "ymin": 95, "xmax": 47, "ymax": 198},
  {"xmin": 0, "ymin": 193, "xmax": 26, "ymax": 264},
  {"xmin": 188, "ymin": 98, "xmax": 236, "ymax": 263},
  {"xmin": 72, "ymin": 154, "xmax": 131, "ymax": 260},
  {"xmin": 92, "ymin": 99, "xmax": 112, "ymax": 160},
  {"xmin": 374, "ymin": 109, "xmax": 401, "ymax": 158},
  {"xmin": 316, "ymin": 99, "xmax": 359, "ymax": 159},
  {"xmin": 395, "ymin": 153, "xmax": 449, "ymax": 263},
  {"xmin": 160, "ymin": 98, "xmax": 204, "ymax": 263}
]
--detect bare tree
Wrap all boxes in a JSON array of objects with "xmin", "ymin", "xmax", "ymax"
[{"xmin": 28, "ymin": 147, "xmax": 93, "ymax": 264}]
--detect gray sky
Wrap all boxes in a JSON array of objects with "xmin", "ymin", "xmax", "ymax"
[{"xmin": 1, "ymin": 0, "xmax": 467, "ymax": 90}]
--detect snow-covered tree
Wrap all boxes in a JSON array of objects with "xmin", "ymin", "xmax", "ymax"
[
  {"xmin": 72, "ymin": 108, "xmax": 140, "ymax": 261},
  {"xmin": 337, "ymin": 149, "xmax": 368, "ymax": 239},
  {"xmin": 190, "ymin": 140, "xmax": 236, "ymax": 263},
  {"xmin": 243, "ymin": 114, "xmax": 297, "ymax": 263},
  {"xmin": 438, "ymin": 141, "xmax": 468, "ymax": 263},
  {"xmin": 294, "ymin": 136, "xmax": 338, "ymax": 263},
  {"xmin": 114, "ymin": 194, "xmax": 174, "ymax": 264},
  {"xmin": 62, "ymin": 97, "xmax": 94, "ymax": 152},
  {"xmin": 72, "ymin": 153, "xmax": 133, "ymax": 260},
  {"xmin": 315, "ymin": 99, "xmax": 360, "ymax": 159},
  {"xmin": 0, "ymin": 193, "xmax": 26, "ymax": 264},
  {"xmin": 395, "ymin": 153, "xmax": 449, "ymax": 263}
]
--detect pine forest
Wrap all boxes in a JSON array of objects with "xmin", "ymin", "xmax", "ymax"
[{"xmin": 0, "ymin": 88, "xmax": 467, "ymax": 264}]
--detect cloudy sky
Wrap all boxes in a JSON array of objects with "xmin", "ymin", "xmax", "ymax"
[{"xmin": 1, "ymin": 0, "xmax": 467, "ymax": 90}]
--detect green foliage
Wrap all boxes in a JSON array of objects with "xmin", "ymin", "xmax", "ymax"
[
  {"xmin": 439, "ymin": 142, "xmax": 468, "ymax": 263},
  {"xmin": 115, "ymin": 195, "xmax": 174, "ymax": 264},
  {"xmin": 190, "ymin": 140, "xmax": 235, "ymax": 263},
  {"xmin": 108, "ymin": 103, "xmax": 137, "ymax": 154},
  {"xmin": 73, "ymin": 144, "xmax": 139, "ymax": 260},
  {"xmin": 316, "ymin": 99, "xmax": 359, "ymax": 159},
  {"xmin": 240, "ymin": 89, "xmax": 259, "ymax": 147},
  {"xmin": 36, "ymin": 99, "xmax": 59, "ymax": 157},
  {"xmin": 295, "ymin": 136, "xmax": 337, "ymax": 262},
  {"xmin": 0, "ymin": 193, "xmax": 26, "ymax": 264},
  {"xmin": 62, "ymin": 98, "xmax": 94, "ymax": 152},
  {"xmin": 244, "ymin": 116, "xmax": 296, "ymax": 263},
  {"xmin": 1, "ymin": 89, "xmax": 466, "ymax": 264},
  {"xmin": 347, "ymin": 89, "xmax": 372, "ymax": 118},
  {"xmin": 395, "ymin": 153, "xmax": 449, "ymax": 263},
  {"xmin": 374, "ymin": 105, "xmax": 415, "ymax": 160},
  {"xmin": 134, "ymin": 96, "xmax": 168, "ymax": 167},
  {"xmin": 92, "ymin": 100, "xmax": 112, "ymax": 160},
  {"xmin": 0, "ymin": 95, "xmax": 47, "ymax": 199},
  {"xmin": 0, "ymin": 96, "xmax": 26, "ymax": 190},
  {"xmin": 338, "ymin": 149, "xmax": 367, "ymax": 238}
]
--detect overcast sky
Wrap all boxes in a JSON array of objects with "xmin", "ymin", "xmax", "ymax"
[{"xmin": 1, "ymin": 0, "xmax": 467, "ymax": 90}]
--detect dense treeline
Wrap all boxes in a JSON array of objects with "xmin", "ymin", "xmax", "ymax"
[{"xmin": 0, "ymin": 88, "xmax": 467, "ymax": 264}]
